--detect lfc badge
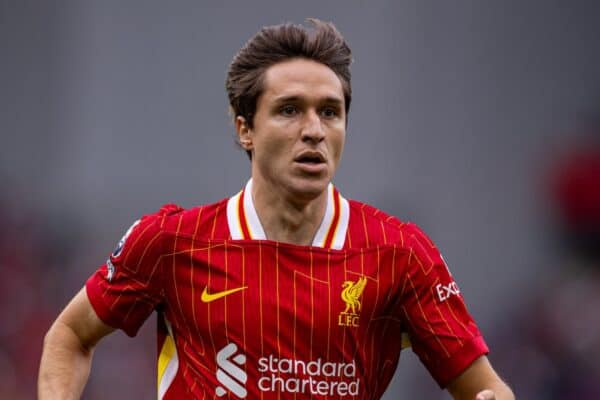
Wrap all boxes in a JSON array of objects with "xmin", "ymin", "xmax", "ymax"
[{"xmin": 338, "ymin": 276, "xmax": 367, "ymax": 327}]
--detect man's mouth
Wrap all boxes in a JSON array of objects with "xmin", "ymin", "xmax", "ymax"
[
  {"xmin": 294, "ymin": 152, "xmax": 326, "ymax": 164},
  {"xmin": 297, "ymin": 156, "xmax": 323, "ymax": 164}
]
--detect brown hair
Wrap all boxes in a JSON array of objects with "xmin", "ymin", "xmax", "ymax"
[{"xmin": 226, "ymin": 18, "xmax": 352, "ymax": 134}]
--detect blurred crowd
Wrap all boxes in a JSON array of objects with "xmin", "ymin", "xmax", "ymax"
[
  {"xmin": 0, "ymin": 183, "xmax": 58, "ymax": 398},
  {"xmin": 0, "ymin": 180, "xmax": 154, "ymax": 399},
  {"xmin": 492, "ymin": 133, "xmax": 600, "ymax": 399}
]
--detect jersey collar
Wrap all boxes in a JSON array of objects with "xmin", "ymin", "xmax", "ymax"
[{"xmin": 227, "ymin": 179, "xmax": 349, "ymax": 250}]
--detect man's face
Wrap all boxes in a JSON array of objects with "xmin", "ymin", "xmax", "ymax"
[{"xmin": 238, "ymin": 58, "xmax": 346, "ymax": 201}]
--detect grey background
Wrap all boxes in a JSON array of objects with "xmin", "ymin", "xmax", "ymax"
[{"xmin": 2, "ymin": 1, "xmax": 599, "ymax": 398}]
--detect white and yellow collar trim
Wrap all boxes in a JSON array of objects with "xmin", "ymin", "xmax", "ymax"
[{"xmin": 226, "ymin": 179, "xmax": 349, "ymax": 249}]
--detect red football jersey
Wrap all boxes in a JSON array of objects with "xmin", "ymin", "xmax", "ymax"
[{"xmin": 86, "ymin": 180, "xmax": 488, "ymax": 399}]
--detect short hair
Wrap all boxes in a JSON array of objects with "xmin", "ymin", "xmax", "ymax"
[{"xmin": 226, "ymin": 18, "xmax": 353, "ymax": 154}]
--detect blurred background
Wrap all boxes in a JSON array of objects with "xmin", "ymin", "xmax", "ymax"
[{"xmin": 1, "ymin": 1, "xmax": 599, "ymax": 398}]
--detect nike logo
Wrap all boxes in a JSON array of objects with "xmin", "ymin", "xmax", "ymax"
[{"xmin": 201, "ymin": 286, "xmax": 247, "ymax": 303}]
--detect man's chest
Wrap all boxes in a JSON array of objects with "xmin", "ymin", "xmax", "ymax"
[
  {"xmin": 156, "ymin": 240, "xmax": 410, "ymax": 398},
  {"xmin": 161, "ymin": 241, "xmax": 403, "ymax": 346}
]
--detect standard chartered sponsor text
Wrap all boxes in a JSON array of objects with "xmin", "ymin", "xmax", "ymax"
[{"xmin": 257, "ymin": 355, "xmax": 360, "ymax": 396}]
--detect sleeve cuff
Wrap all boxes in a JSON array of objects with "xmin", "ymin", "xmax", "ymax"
[
  {"xmin": 433, "ymin": 335, "xmax": 489, "ymax": 388},
  {"xmin": 85, "ymin": 276, "xmax": 139, "ymax": 337}
]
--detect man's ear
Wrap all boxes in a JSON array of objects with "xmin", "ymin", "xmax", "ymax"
[{"xmin": 235, "ymin": 116, "xmax": 253, "ymax": 151}]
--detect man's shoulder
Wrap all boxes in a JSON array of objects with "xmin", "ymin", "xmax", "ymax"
[
  {"xmin": 346, "ymin": 199, "xmax": 428, "ymax": 249},
  {"xmin": 347, "ymin": 199, "xmax": 402, "ymax": 225},
  {"xmin": 140, "ymin": 198, "xmax": 230, "ymax": 239}
]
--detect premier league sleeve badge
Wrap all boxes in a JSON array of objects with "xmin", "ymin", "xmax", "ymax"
[
  {"xmin": 112, "ymin": 219, "xmax": 141, "ymax": 258},
  {"xmin": 105, "ymin": 219, "xmax": 141, "ymax": 282}
]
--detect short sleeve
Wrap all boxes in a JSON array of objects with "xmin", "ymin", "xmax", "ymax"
[
  {"xmin": 398, "ymin": 223, "xmax": 489, "ymax": 387},
  {"xmin": 86, "ymin": 206, "xmax": 177, "ymax": 337}
]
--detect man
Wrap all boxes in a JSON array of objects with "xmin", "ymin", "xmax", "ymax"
[{"xmin": 38, "ymin": 19, "xmax": 514, "ymax": 399}]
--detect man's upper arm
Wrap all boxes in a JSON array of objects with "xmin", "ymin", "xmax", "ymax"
[
  {"xmin": 53, "ymin": 287, "xmax": 115, "ymax": 349},
  {"xmin": 398, "ymin": 223, "xmax": 489, "ymax": 386},
  {"xmin": 446, "ymin": 355, "xmax": 514, "ymax": 400}
]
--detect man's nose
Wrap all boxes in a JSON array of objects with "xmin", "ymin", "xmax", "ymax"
[{"xmin": 300, "ymin": 110, "xmax": 325, "ymax": 142}]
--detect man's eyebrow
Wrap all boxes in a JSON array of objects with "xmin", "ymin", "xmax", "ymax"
[
  {"xmin": 271, "ymin": 95, "xmax": 344, "ymax": 105},
  {"xmin": 320, "ymin": 96, "xmax": 344, "ymax": 106},
  {"xmin": 272, "ymin": 95, "xmax": 303, "ymax": 104}
]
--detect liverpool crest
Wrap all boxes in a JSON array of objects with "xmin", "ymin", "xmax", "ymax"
[{"xmin": 338, "ymin": 276, "xmax": 367, "ymax": 327}]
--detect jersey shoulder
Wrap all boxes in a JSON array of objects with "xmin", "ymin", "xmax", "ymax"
[
  {"xmin": 346, "ymin": 199, "xmax": 433, "ymax": 252},
  {"xmin": 108, "ymin": 199, "xmax": 229, "ymax": 265},
  {"xmin": 151, "ymin": 198, "xmax": 231, "ymax": 240}
]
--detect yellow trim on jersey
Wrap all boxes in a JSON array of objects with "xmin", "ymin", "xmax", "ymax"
[
  {"xmin": 235, "ymin": 191, "xmax": 245, "ymax": 239},
  {"xmin": 226, "ymin": 179, "xmax": 349, "ymax": 248},
  {"xmin": 157, "ymin": 334, "xmax": 176, "ymax": 388},
  {"xmin": 401, "ymin": 332, "xmax": 412, "ymax": 349}
]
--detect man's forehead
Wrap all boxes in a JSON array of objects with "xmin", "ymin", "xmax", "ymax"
[
  {"xmin": 262, "ymin": 59, "xmax": 344, "ymax": 102},
  {"xmin": 269, "ymin": 92, "xmax": 344, "ymax": 105}
]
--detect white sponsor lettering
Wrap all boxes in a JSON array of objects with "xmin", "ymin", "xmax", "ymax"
[
  {"xmin": 256, "ymin": 355, "xmax": 359, "ymax": 396},
  {"xmin": 436, "ymin": 281, "xmax": 460, "ymax": 302},
  {"xmin": 215, "ymin": 343, "xmax": 247, "ymax": 398},
  {"xmin": 257, "ymin": 374, "xmax": 360, "ymax": 396},
  {"xmin": 218, "ymin": 345, "xmax": 359, "ymax": 397},
  {"xmin": 257, "ymin": 355, "xmax": 355, "ymax": 377}
]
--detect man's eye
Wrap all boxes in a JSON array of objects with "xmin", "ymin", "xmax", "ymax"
[
  {"xmin": 321, "ymin": 108, "xmax": 338, "ymax": 118},
  {"xmin": 280, "ymin": 105, "xmax": 298, "ymax": 116}
]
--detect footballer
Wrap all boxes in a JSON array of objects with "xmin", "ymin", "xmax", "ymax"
[{"xmin": 39, "ymin": 19, "xmax": 514, "ymax": 400}]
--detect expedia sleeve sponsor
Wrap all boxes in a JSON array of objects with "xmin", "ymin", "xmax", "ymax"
[
  {"xmin": 397, "ymin": 222, "xmax": 489, "ymax": 387},
  {"xmin": 435, "ymin": 281, "xmax": 460, "ymax": 302}
]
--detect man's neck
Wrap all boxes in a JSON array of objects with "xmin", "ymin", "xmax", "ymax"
[{"xmin": 251, "ymin": 178, "xmax": 328, "ymax": 246}]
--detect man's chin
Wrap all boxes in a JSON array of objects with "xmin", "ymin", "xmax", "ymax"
[{"xmin": 286, "ymin": 176, "xmax": 330, "ymax": 200}]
